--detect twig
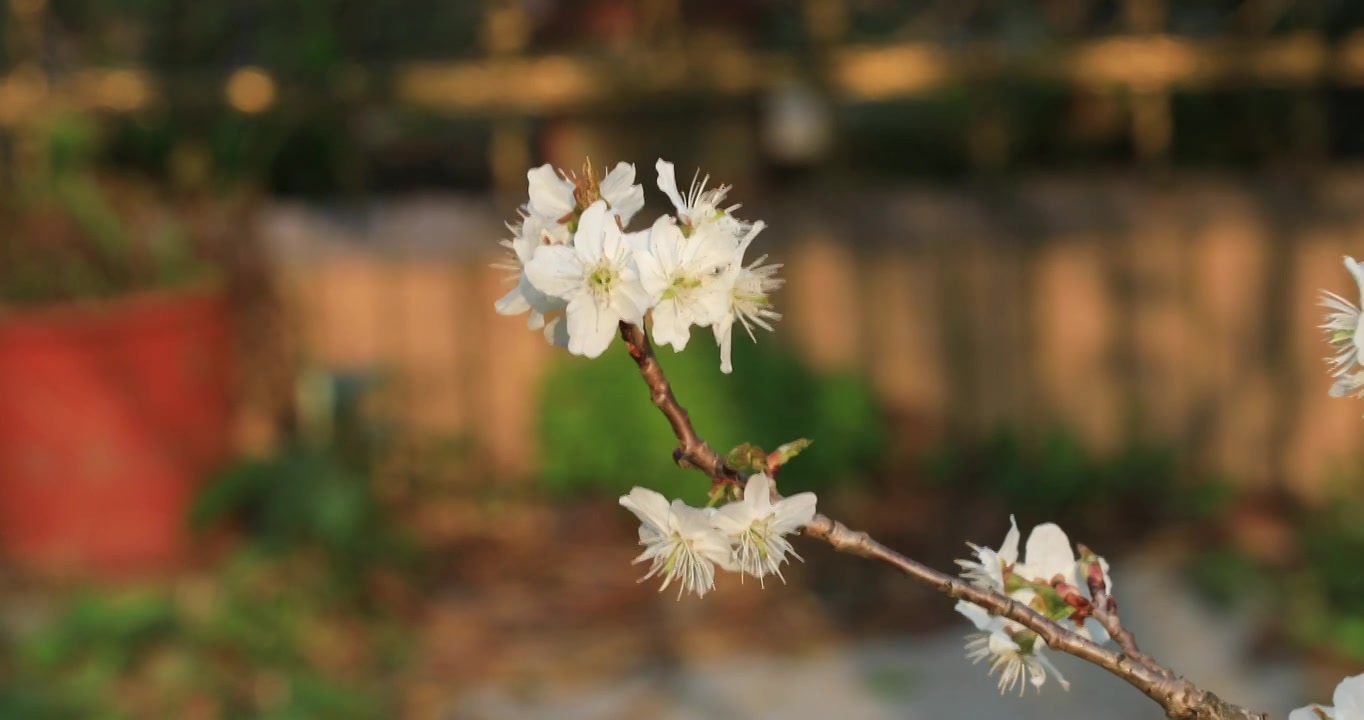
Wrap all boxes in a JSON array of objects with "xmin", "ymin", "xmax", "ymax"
[
  {"xmin": 1082, "ymin": 552, "xmax": 1175, "ymax": 680},
  {"xmin": 618, "ymin": 322, "xmax": 743, "ymax": 485},
  {"xmin": 616, "ymin": 321, "xmax": 1267, "ymax": 720}
]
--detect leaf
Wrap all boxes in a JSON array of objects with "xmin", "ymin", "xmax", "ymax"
[{"xmin": 767, "ymin": 438, "xmax": 812, "ymax": 470}]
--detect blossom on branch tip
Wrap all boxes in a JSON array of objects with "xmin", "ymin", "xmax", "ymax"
[
  {"xmin": 618, "ymin": 487, "xmax": 734, "ymax": 600},
  {"xmin": 524, "ymin": 201, "xmax": 651, "ymax": 358},
  {"xmin": 710, "ymin": 473, "xmax": 816, "ymax": 585},
  {"xmin": 1321, "ymin": 256, "xmax": 1364, "ymax": 401},
  {"xmin": 1290, "ymin": 672, "xmax": 1364, "ymax": 720}
]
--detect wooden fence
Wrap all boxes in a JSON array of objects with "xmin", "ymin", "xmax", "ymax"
[{"xmin": 249, "ymin": 171, "xmax": 1364, "ymax": 499}]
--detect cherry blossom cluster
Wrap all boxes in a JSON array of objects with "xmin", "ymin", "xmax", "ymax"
[
  {"xmin": 617, "ymin": 473, "xmax": 817, "ymax": 599},
  {"xmin": 953, "ymin": 518, "xmax": 1114, "ymax": 695},
  {"xmin": 486, "ymin": 158, "xmax": 1364, "ymax": 715},
  {"xmin": 494, "ymin": 159, "xmax": 783, "ymax": 373}
]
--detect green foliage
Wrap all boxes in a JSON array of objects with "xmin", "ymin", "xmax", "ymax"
[
  {"xmin": 537, "ymin": 338, "xmax": 885, "ymax": 504},
  {"xmin": 190, "ymin": 370, "xmax": 416, "ymax": 595},
  {"xmin": 1185, "ymin": 489, "xmax": 1364, "ymax": 662},
  {"xmin": 922, "ymin": 427, "xmax": 1185, "ymax": 518},
  {"xmin": 1289, "ymin": 495, "xmax": 1364, "ymax": 661},
  {"xmin": 1184, "ymin": 547, "xmax": 1267, "ymax": 610},
  {"xmin": 1, "ymin": 111, "xmax": 216, "ymax": 305},
  {"xmin": 0, "ymin": 551, "xmax": 405, "ymax": 719}
]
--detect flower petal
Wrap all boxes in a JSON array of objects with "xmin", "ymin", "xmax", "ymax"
[
  {"xmin": 527, "ymin": 164, "xmax": 576, "ymax": 220},
  {"xmin": 565, "ymin": 293, "xmax": 619, "ymax": 358},
  {"xmin": 619, "ymin": 487, "xmax": 673, "ymax": 534},
  {"xmin": 524, "ymin": 245, "xmax": 582, "ymax": 299},
  {"xmin": 954, "ymin": 600, "xmax": 995, "ymax": 631},
  {"xmin": 1334, "ymin": 673, "xmax": 1364, "ymax": 717},
  {"xmin": 1000, "ymin": 515, "xmax": 1022, "ymax": 566},
  {"xmin": 655, "ymin": 159, "xmax": 687, "ymax": 215},
  {"xmin": 494, "ymin": 283, "xmax": 531, "ymax": 317},
  {"xmin": 601, "ymin": 162, "xmax": 645, "ymax": 226},
  {"xmin": 650, "ymin": 298, "xmax": 692, "ymax": 351},
  {"xmin": 1022, "ymin": 523, "xmax": 1076, "ymax": 583},
  {"xmin": 772, "ymin": 492, "xmax": 817, "ymax": 534},
  {"xmin": 743, "ymin": 472, "xmax": 775, "ymax": 515},
  {"xmin": 574, "ymin": 201, "xmax": 610, "ymax": 265},
  {"xmin": 543, "ymin": 313, "xmax": 570, "ymax": 348}
]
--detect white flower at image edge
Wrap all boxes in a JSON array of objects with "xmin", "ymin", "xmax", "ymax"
[
  {"xmin": 956, "ymin": 590, "xmax": 1070, "ymax": 696},
  {"xmin": 710, "ymin": 473, "xmax": 816, "ymax": 585},
  {"xmin": 618, "ymin": 487, "xmax": 734, "ymax": 600},
  {"xmin": 633, "ymin": 217, "xmax": 739, "ymax": 351},
  {"xmin": 1321, "ymin": 256, "xmax": 1364, "ymax": 400},
  {"xmin": 524, "ymin": 200, "xmax": 651, "ymax": 358},
  {"xmin": 1290, "ymin": 673, "xmax": 1364, "ymax": 720},
  {"xmin": 526, "ymin": 162, "xmax": 645, "ymax": 226}
]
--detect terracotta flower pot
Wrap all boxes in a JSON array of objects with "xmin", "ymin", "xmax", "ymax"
[{"xmin": 0, "ymin": 286, "xmax": 233, "ymax": 579}]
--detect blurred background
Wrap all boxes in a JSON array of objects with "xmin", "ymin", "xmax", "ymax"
[{"xmin": 2, "ymin": 0, "xmax": 1364, "ymax": 717}]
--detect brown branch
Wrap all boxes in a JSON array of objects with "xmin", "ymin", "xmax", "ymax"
[
  {"xmin": 615, "ymin": 321, "xmax": 1267, "ymax": 720},
  {"xmin": 1082, "ymin": 553, "xmax": 1174, "ymax": 680},
  {"xmin": 618, "ymin": 321, "xmax": 742, "ymax": 484}
]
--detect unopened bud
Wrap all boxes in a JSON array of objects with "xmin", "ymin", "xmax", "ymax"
[{"xmin": 725, "ymin": 443, "xmax": 768, "ymax": 474}]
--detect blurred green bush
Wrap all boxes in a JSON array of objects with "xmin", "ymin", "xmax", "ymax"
[
  {"xmin": 1, "ymin": 111, "xmax": 215, "ymax": 306},
  {"xmin": 924, "ymin": 427, "xmax": 1168, "ymax": 512},
  {"xmin": 536, "ymin": 337, "xmax": 886, "ymax": 504},
  {"xmin": 190, "ymin": 368, "xmax": 417, "ymax": 597},
  {"xmin": 1185, "ymin": 484, "xmax": 1364, "ymax": 663},
  {"xmin": 0, "ymin": 550, "xmax": 406, "ymax": 720},
  {"xmin": 921, "ymin": 426, "xmax": 1233, "ymax": 538}
]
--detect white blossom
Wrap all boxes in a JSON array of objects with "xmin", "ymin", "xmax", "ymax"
[
  {"xmin": 1321, "ymin": 256, "xmax": 1364, "ymax": 400},
  {"xmin": 527, "ymin": 161, "xmax": 644, "ymax": 227},
  {"xmin": 597, "ymin": 161, "xmax": 646, "ymax": 227},
  {"xmin": 956, "ymin": 518, "xmax": 1113, "ymax": 666},
  {"xmin": 526, "ymin": 164, "xmax": 578, "ymax": 223},
  {"xmin": 711, "ymin": 225, "xmax": 780, "ymax": 374},
  {"xmin": 710, "ymin": 473, "xmax": 817, "ymax": 585},
  {"xmin": 1014, "ymin": 522, "xmax": 1112, "ymax": 644},
  {"xmin": 493, "ymin": 209, "xmax": 570, "ymax": 330},
  {"xmin": 1290, "ymin": 673, "xmax": 1364, "ymax": 720},
  {"xmin": 618, "ymin": 487, "xmax": 734, "ymax": 600},
  {"xmin": 524, "ymin": 200, "xmax": 651, "ymax": 358},
  {"xmin": 957, "ymin": 590, "xmax": 1070, "ymax": 695},
  {"xmin": 655, "ymin": 159, "xmax": 749, "ymax": 236},
  {"xmin": 633, "ymin": 217, "xmax": 739, "ymax": 351},
  {"xmin": 956, "ymin": 515, "xmax": 1021, "ymax": 592}
]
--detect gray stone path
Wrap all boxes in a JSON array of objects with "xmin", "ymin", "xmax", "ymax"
[{"xmin": 450, "ymin": 553, "xmax": 1307, "ymax": 719}]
